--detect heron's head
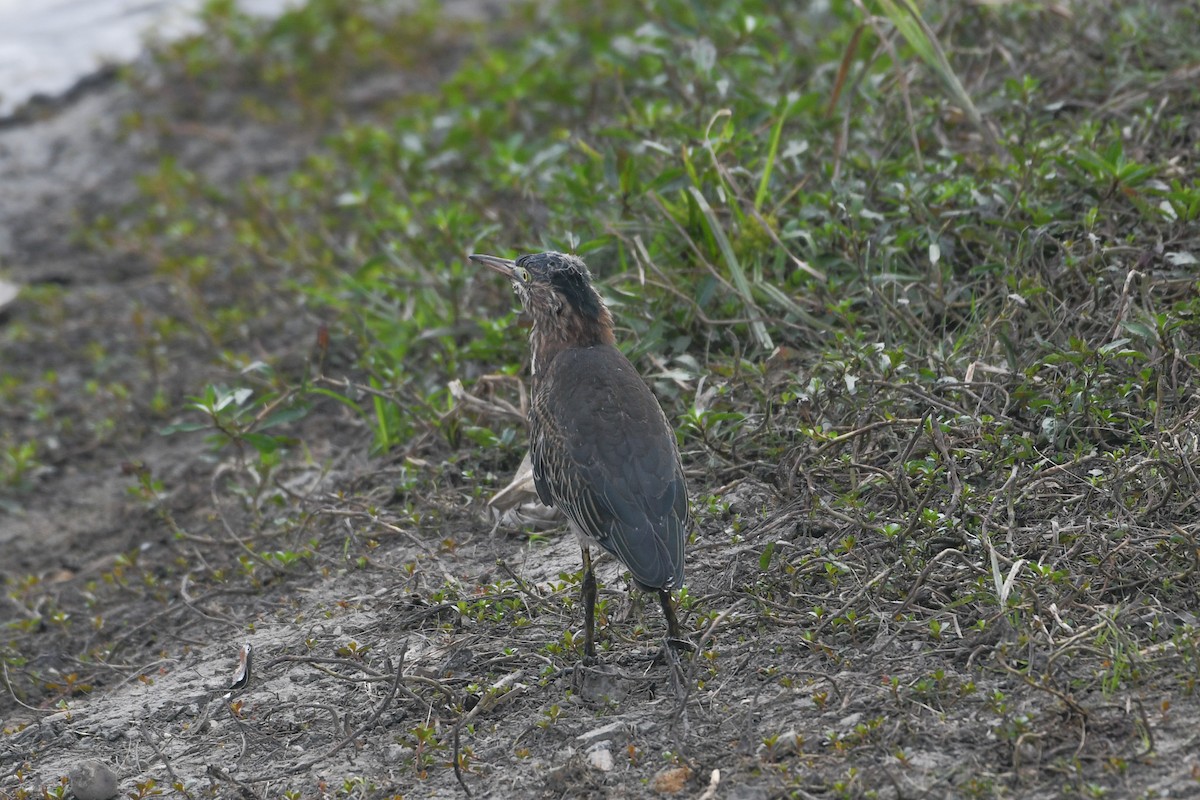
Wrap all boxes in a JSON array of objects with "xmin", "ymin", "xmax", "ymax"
[
  {"xmin": 471, "ymin": 251, "xmax": 616, "ymax": 370},
  {"xmin": 470, "ymin": 251, "xmax": 611, "ymax": 325}
]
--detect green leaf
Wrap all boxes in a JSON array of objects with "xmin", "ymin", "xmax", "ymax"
[
  {"xmin": 306, "ymin": 387, "xmax": 366, "ymax": 416},
  {"xmin": 259, "ymin": 404, "xmax": 312, "ymax": 430},
  {"xmin": 160, "ymin": 421, "xmax": 211, "ymax": 436},
  {"xmin": 241, "ymin": 432, "xmax": 286, "ymax": 455},
  {"xmin": 760, "ymin": 541, "xmax": 776, "ymax": 571}
]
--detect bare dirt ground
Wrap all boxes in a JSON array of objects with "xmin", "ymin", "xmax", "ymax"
[{"xmin": 4, "ymin": 4, "xmax": 1200, "ymax": 800}]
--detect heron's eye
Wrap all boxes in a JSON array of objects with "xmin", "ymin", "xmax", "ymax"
[{"xmin": 516, "ymin": 266, "xmax": 531, "ymax": 282}]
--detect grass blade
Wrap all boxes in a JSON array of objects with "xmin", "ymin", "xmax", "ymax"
[
  {"xmin": 755, "ymin": 96, "xmax": 793, "ymax": 213},
  {"xmin": 687, "ymin": 186, "xmax": 774, "ymax": 350},
  {"xmin": 872, "ymin": 0, "xmax": 996, "ymax": 148}
]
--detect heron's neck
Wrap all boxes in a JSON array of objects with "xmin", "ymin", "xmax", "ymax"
[{"xmin": 529, "ymin": 308, "xmax": 615, "ymax": 377}]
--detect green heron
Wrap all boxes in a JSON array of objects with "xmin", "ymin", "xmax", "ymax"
[{"xmin": 470, "ymin": 251, "xmax": 690, "ymax": 659}]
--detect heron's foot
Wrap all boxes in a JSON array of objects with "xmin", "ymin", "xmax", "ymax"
[{"xmin": 652, "ymin": 635, "xmax": 695, "ymax": 668}]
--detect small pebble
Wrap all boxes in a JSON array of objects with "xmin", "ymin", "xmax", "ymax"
[
  {"xmin": 0, "ymin": 280, "xmax": 18, "ymax": 315},
  {"xmin": 68, "ymin": 760, "xmax": 118, "ymax": 800},
  {"xmin": 586, "ymin": 743, "xmax": 614, "ymax": 772},
  {"xmin": 576, "ymin": 720, "xmax": 627, "ymax": 746}
]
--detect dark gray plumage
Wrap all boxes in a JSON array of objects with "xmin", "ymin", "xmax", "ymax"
[
  {"xmin": 470, "ymin": 251, "xmax": 690, "ymax": 658},
  {"xmin": 531, "ymin": 344, "xmax": 688, "ymax": 589}
]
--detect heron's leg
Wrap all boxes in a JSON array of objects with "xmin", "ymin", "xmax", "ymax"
[
  {"xmin": 581, "ymin": 546, "xmax": 597, "ymax": 660},
  {"xmin": 659, "ymin": 589, "xmax": 695, "ymax": 652}
]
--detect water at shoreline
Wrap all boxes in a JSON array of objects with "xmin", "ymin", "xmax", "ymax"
[{"xmin": 0, "ymin": 0, "xmax": 295, "ymax": 116}]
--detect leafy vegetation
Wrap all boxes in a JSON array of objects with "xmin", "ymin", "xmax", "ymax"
[{"xmin": 3, "ymin": 0, "xmax": 1200, "ymax": 797}]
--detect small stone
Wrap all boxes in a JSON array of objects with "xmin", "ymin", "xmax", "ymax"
[
  {"xmin": 576, "ymin": 720, "xmax": 627, "ymax": 746},
  {"xmin": 838, "ymin": 712, "xmax": 862, "ymax": 729},
  {"xmin": 42, "ymin": 710, "xmax": 71, "ymax": 726},
  {"xmin": 586, "ymin": 743, "xmax": 614, "ymax": 772},
  {"xmin": 68, "ymin": 760, "xmax": 118, "ymax": 800},
  {"xmin": 0, "ymin": 280, "xmax": 18, "ymax": 315}
]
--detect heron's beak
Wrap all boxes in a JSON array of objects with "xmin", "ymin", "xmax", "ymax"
[{"xmin": 469, "ymin": 253, "xmax": 518, "ymax": 279}]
